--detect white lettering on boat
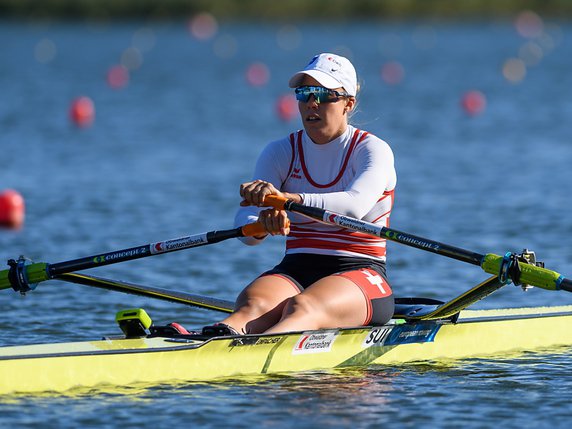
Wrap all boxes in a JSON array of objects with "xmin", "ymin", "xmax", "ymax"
[
  {"xmin": 150, "ymin": 234, "xmax": 208, "ymax": 254},
  {"xmin": 292, "ymin": 331, "xmax": 338, "ymax": 355},
  {"xmin": 397, "ymin": 329, "xmax": 435, "ymax": 339},
  {"xmin": 384, "ymin": 324, "xmax": 440, "ymax": 345}
]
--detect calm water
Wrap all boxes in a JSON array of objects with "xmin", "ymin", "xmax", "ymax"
[{"xmin": 1, "ymin": 18, "xmax": 572, "ymax": 428}]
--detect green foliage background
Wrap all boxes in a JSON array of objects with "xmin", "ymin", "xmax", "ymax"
[{"xmin": 1, "ymin": 0, "xmax": 571, "ymax": 21}]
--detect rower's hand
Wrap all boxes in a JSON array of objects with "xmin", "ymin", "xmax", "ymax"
[
  {"xmin": 239, "ymin": 180, "xmax": 298, "ymax": 236},
  {"xmin": 240, "ymin": 180, "xmax": 282, "ymax": 207},
  {"xmin": 240, "ymin": 180, "xmax": 302, "ymax": 207},
  {"xmin": 257, "ymin": 208, "xmax": 291, "ymax": 236}
]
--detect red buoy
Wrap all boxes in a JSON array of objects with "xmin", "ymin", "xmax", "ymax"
[
  {"xmin": 107, "ymin": 65, "xmax": 129, "ymax": 89},
  {"xmin": 246, "ymin": 62, "xmax": 270, "ymax": 86},
  {"xmin": 188, "ymin": 12, "xmax": 218, "ymax": 40},
  {"xmin": 276, "ymin": 94, "xmax": 297, "ymax": 122},
  {"xmin": 461, "ymin": 90, "xmax": 486, "ymax": 116},
  {"xmin": 381, "ymin": 61, "xmax": 405, "ymax": 85},
  {"xmin": 0, "ymin": 189, "xmax": 25, "ymax": 229},
  {"xmin": 70, "ymin": 96, "xmax": 95, "ymax": 127}
]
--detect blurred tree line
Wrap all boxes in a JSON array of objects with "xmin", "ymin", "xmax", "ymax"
[{"xmin": 1, "ymin": 0, "xmax": 571, "ymax": 21}]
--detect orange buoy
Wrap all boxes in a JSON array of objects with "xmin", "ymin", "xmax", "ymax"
[
  {"xmin": 69, "ymin": 96, "xmax": 95, "ymax": 127},
  {"xmin": 0, "ymin": 189, "xmax": 25, "ymax": 229},
  {"xmin": 461, "ymin": 90, "xmax": 486, "ymax": 116}
]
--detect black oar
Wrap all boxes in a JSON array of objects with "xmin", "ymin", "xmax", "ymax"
[
  {"xmin": 263, "ymin": 195, "xmax": 572, "ymax": 293},
  {"xmin": 394, "ymin": 275, "xmax": 505, "ymax": 321},
  {"xmin": 61, "ymin": 271, "xmax": 509, "ymax": 322},
  {"xmin": 0, "ymin": 222, "xmax": 267, "ymax": 294},
  {"xmin": 57, "ymin": 273, "xmax": 234, "ymax": 313}
]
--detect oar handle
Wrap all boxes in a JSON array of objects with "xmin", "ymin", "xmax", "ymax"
[
  {"xmin": 264, "ymin": 195, "xmax": 288, "ymax": 210},
  {"xmin": 241, "ymin": 216, "xmax": 290, "ymax": 238},
  {"xmin": 241, "ymin": 221, "xmax": 268, "ymax": 237}
]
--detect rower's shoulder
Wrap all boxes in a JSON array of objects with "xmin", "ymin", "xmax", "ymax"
[
  {"xmin": 353, "ymin": 128, "xmax": 393, "ymax": 155},
  {"xmin": 266, "ymin": 130, "xmax": 302, "ymax": 149},
  {"xmin": 259, "ymin": 132, "xmax": 299, "ymax": 161}
]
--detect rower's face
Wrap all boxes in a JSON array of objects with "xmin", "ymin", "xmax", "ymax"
[{"xmin": 297, "ymin": 75, "xmax": 355, "ymax": 145}]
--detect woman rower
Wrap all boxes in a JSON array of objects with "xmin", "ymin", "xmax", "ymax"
[{"xmin": 203, "ymin": 53, "xmax": 397, "ymax": 335}]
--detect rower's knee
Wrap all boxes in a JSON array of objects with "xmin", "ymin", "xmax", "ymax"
[
  {"xmin": 282, "ymin": 293, "xmax": 318, "ymax": 319},
  {"xmin": 236, "ymin": 296, "xmax": 272, "ymax": 317}
]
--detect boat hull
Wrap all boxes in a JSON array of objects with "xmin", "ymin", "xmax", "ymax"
[{"xmin": 2, "ymin": 305, "xmax": 572, "ymax": 395}]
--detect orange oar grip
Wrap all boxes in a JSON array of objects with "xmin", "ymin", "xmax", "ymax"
[
  {"xmin": 241, "ymin": 222, "xmax": 268, "ymax": 237},
  {"xmin": 241, "ymin": 218, "xmax": 291, "ymax": 237},
  {"xmin": 263, "ymin": 195, "xmax": 288, "ymax": 210}
]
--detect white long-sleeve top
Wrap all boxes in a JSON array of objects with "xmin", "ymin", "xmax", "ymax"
[{"xmin": 235, "ymin": 125, "xmax": 397, "ymax": 261}]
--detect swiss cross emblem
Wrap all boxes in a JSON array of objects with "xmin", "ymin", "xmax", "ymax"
[{"xmin": 364, "ymin": 270, "xmax": 386, "ymax": 294}]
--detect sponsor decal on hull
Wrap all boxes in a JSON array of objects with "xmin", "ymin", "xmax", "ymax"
[
  {"xmin": 230, "ymin": 336, "xmax": 283, "ymax": 347},
  {"xmin": 362, "ymin": 327, "xmax": 392, "ymax": 348},
  {"xmin": 384, "ymin": 323, "xmax": 440, "ymax": 345},
  {"xmin": 255, "ymin": 337, "xmax": 282, "ymax": 346},
  {"xmin": 293, "ymin": 331, "xmax": 338, "ymax": 355},
  {"xmin": 362, "ymin": 324, "xmax": 440, "ymax": 348}
]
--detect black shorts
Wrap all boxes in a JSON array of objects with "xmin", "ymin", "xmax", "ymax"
[{"xmin": 262, "ymin": 253, "xmax": 394, "ymax": 326}]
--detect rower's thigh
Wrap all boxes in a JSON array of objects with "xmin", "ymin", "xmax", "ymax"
[
  {"xmin": 303, "ymin": 268, "xmax": 394, "ymax": 327},
  {"xmin": 236, "ymin": 274, "xmax": 302, "ymax": 333},
  {"xmin": 236, "ymin": 273, "xmax": 302, "ymax": 311},
  {"xmin": 333, "ymin": 268, "xmax": 394, "ymax": 325}
]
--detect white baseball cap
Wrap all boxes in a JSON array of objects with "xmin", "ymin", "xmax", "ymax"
[{"xmin": 288, "ymin": 53, "xmax": 358, "ymax": 96}]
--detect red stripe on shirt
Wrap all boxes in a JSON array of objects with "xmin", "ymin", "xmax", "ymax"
[
  {"xmin": 298, "ymin": 129, "xmax": 368, "ymax": 188},
  {"xmin": 286, "ymin": 238, "xmax": 387, "ymax": 258}
]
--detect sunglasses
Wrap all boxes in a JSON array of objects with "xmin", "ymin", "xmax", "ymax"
[{"xmin": 294, "ymin": 86, "xmax": 349, "ymax": 103}]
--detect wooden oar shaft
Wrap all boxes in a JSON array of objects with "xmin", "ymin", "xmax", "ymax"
[{"xmin": 264, "ymin": 195, "xmax": 572, "ymax": 293}]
